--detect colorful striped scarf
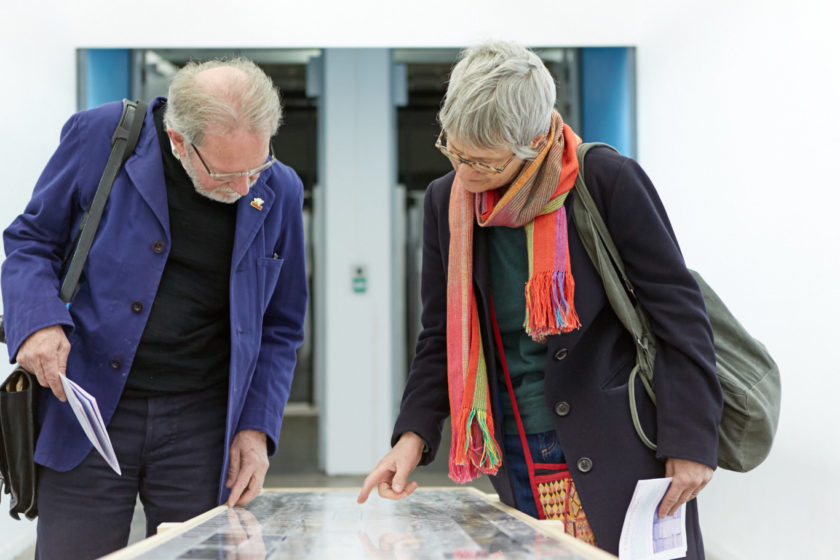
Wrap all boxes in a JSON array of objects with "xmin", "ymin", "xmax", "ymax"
[{"xmin": 446, "ymin": 111, "xmax": 582, "ymax": 483}]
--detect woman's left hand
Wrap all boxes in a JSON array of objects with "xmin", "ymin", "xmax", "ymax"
[{"xmin": 658, "ymin": 458, "xmax": 713, "ymax": 518}]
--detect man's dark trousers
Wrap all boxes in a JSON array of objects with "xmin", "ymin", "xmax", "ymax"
[{"xmin": 35, "ymin": 385, "xmax": 228, "ymax": 560}]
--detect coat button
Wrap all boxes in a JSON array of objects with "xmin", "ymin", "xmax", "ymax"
[
  {"xmin": 553, "ymin": 348, "xmax": 568, "ymax": 361},
  {"xmin": 554, "ymin": 401, "xmax": 570, "ymax": 416},
  {"xmin": 131, "ymin": 301, "xmax": 144, "ymax": 313},
  {"xmin": 110, "ymin": 359, "xmax": 122, "ymax": 370},
  {"xmin": 577, "ymin": 457, "xmax": 593, "ymax": 473},
  {"xmin": 152, "ymin": 240, "xmax": 165, "ymax": 254}
]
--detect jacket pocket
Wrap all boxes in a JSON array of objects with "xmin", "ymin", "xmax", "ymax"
[
  {"xmin": 600, "ymin": 356, "xmax": 636, "ymax": 392},
  {"xmin": 257, "ymin": 256, "xmax": 285, "ymax": 313}
]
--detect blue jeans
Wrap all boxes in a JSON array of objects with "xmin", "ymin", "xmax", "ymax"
[
  {"xmin": 503, "ymin": 430, "xmax": 565, "ymax": 518},
  {"xmin": 35, "ymin": 386, "xmax": 228, "ymax": 560}
]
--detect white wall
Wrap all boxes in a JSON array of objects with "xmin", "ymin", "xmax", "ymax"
[
  {"xmin": 636, "ymin": 2, "xmax": 839, "ymax": 559},
  {"xmin": 0, "ymin": 0, "xmax": 836, "ymax": 559}
]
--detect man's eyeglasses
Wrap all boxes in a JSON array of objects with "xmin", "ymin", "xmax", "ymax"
[
  {"xmin": 191, "ymin": 143, "xmax": 276, "ymax": 182},
  {"xmin": 434, "ymin": 131, "xmax": 516, "ymax": 175}
]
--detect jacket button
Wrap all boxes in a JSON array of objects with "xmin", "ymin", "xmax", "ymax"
[
  {"xmin": 110, "ymin": 359, "xmax": 122, "ymax": 370},
  {"xmin": 577, "ymin": 457, "xmax": 593, "ymax": 473},
  {"xmin": 152, "ymin": 240, "xmax": 165, "ymax": 254},
  {"xmin": 554, "ymin": 401, "xmax": 570, "ymax": 416},
  {"xmin": 553, "ymin": 348, "xmax": 568, "ymax": 361},
  {"xmin": 131, "ymin": 301, "xmax": 144, "ymax": 313}
]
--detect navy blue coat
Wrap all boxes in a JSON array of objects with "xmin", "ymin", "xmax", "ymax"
[
  {"xmin": 393, "ymin": 146, "xmax": 723, "ymax": 557},
  {"xmin": 1, "ymin": 98, "xmax": 308, "ymax": 503}
]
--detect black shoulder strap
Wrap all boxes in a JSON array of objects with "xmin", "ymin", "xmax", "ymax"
[{"xmin": 59, "ymin": 99, "xmax": 147, "ymax": 304}]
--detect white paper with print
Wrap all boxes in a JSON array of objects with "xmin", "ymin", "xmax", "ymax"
[
  {"xmin": 60, "ymin": 375, "xmax": 121, "ymax": 475},
  {"xmin": 619, "ymin": 477, "xmax": 687, "ymax": 560}
]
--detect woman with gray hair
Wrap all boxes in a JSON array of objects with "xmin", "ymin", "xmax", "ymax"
[{"xmin": 359, "ymin": 41, "xmax": 721, "ymax": 559}]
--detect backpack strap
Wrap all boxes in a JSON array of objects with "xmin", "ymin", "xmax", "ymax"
[
  {"xmin": 59, "ymin": 99, "xmax": 147, "ymax": 304},
  {"xmin": 570, "ymin": 142, "xmax": 659, "ymax": 450}
]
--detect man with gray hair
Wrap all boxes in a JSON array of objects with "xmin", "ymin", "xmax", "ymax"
[
  {"xmin": 2, "ymin": 58, "xmax": 307, "ymax": 559},
  {"xmin": 359, "ymin": 41, "xmax": 721, "ymax": 559}
]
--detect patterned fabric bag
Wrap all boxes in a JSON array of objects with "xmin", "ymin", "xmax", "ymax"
[{"xmin": 532, "ymin": 466, "xmax": 595, "ymax": 543}]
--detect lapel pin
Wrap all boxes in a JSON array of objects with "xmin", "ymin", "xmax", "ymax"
[{"xmin": 250, "ymin": 197, "xmax": 264, "ymax": 211}]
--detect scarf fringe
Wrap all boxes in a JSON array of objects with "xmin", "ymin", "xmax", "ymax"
[
  {"xmin": 524, "ymin": 269, "xmax": 581, "ymax": 342},
  {"xmin": 449, "ymin": 408, "xmax": 502, "ymax": 483}
]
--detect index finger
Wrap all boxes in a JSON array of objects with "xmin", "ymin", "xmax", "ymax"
[
  {"xmin": 357, "ymin": 467, "xmax": 391, "ymax": 504},
  {"xmin": 227, "ymin": 471, "xmax": 250, "ymax": 508}
]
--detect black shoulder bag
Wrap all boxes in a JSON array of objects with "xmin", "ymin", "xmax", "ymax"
[{"xmin": 0, "ymin": 99, "xmax": 146, "ymax": 520}]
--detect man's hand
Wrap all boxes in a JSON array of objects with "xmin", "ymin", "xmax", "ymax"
[
  {"xmin": 226, "ymin": 430, "xmax": 269, "ymax": 507},
  {"xmin": 658, "ymin": 458, "xmax": 713, "ymax": 518},
  {"xmin": 357, "ymin": 432, "xmax": 425, "ymax": 504},
  {"xmin": 15, "ymin": 325, "xmax": 70, "ymax": 401}
]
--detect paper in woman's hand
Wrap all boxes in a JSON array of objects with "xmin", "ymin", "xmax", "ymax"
[
  {"xmin": 59, "ymin": 375, "xmax": 121, "ymax": 475},
  {"xmin": 619, "ymin": 477, "xmax": 687, "ymax": 560}
]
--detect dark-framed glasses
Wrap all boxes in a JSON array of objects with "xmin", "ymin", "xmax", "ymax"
[
  {"xmin": 434, "ymin": 130, "xmax": 516, "ymax": 175},
  {"xmin": 191, "ymin": 143, "xmax": 276, "ymax": 182}
]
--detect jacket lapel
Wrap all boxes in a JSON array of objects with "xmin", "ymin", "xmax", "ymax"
[
  {"xmin": 123, "ymin": 104, "xmax": 170, "ymax": 236},
  {"xmin": 231, "ymin": 177, "xmax": 275, "ymax": 269}
]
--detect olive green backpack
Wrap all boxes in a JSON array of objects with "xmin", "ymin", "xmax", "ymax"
[{"xmin": 570, "ymin": 142, "xmax": 781, "ymax": 472}]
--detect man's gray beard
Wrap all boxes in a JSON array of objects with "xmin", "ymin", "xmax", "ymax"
[
  {"xmin": 193, "ymin": 184, "xmax": 242, "ymax": 204},
  {"xmin": 181, "ymin": 158, "xmax": 241, "ymax": 204}
]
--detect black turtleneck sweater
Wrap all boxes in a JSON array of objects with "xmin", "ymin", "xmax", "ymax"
[{"xmin": 123, "ymin": 103, "xmax": 236, "ymax": 396}]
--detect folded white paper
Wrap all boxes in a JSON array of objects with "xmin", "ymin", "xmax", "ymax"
[
  {"xmin": 619, "ymin": 477, "xmax": 687, "ymax": 560},
  {"xmin": 60, "ymin": 376, "xmax": 121, "ymax": 475}
]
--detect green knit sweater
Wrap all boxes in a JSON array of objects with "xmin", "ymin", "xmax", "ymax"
[{"xmin": 488, "ymin": 226, "xmax": 554, "ymax": 435}]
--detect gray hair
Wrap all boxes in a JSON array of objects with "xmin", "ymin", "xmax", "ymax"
[
  {"xmin": 164, "ymin": 57, "xmax": 283, "ymax": 145},
  {"xmin": 438, "ymin": 41, "xmax": 556, "ymax": 160}
]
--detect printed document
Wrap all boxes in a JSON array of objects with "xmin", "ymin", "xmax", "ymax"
[
  {"xmin": 619, "ymin": 477, "xmax": 687, "ymax": 560},
  {"xmin": 60, "ymin": 376, "xmax": 121, "ymax": 475}
]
